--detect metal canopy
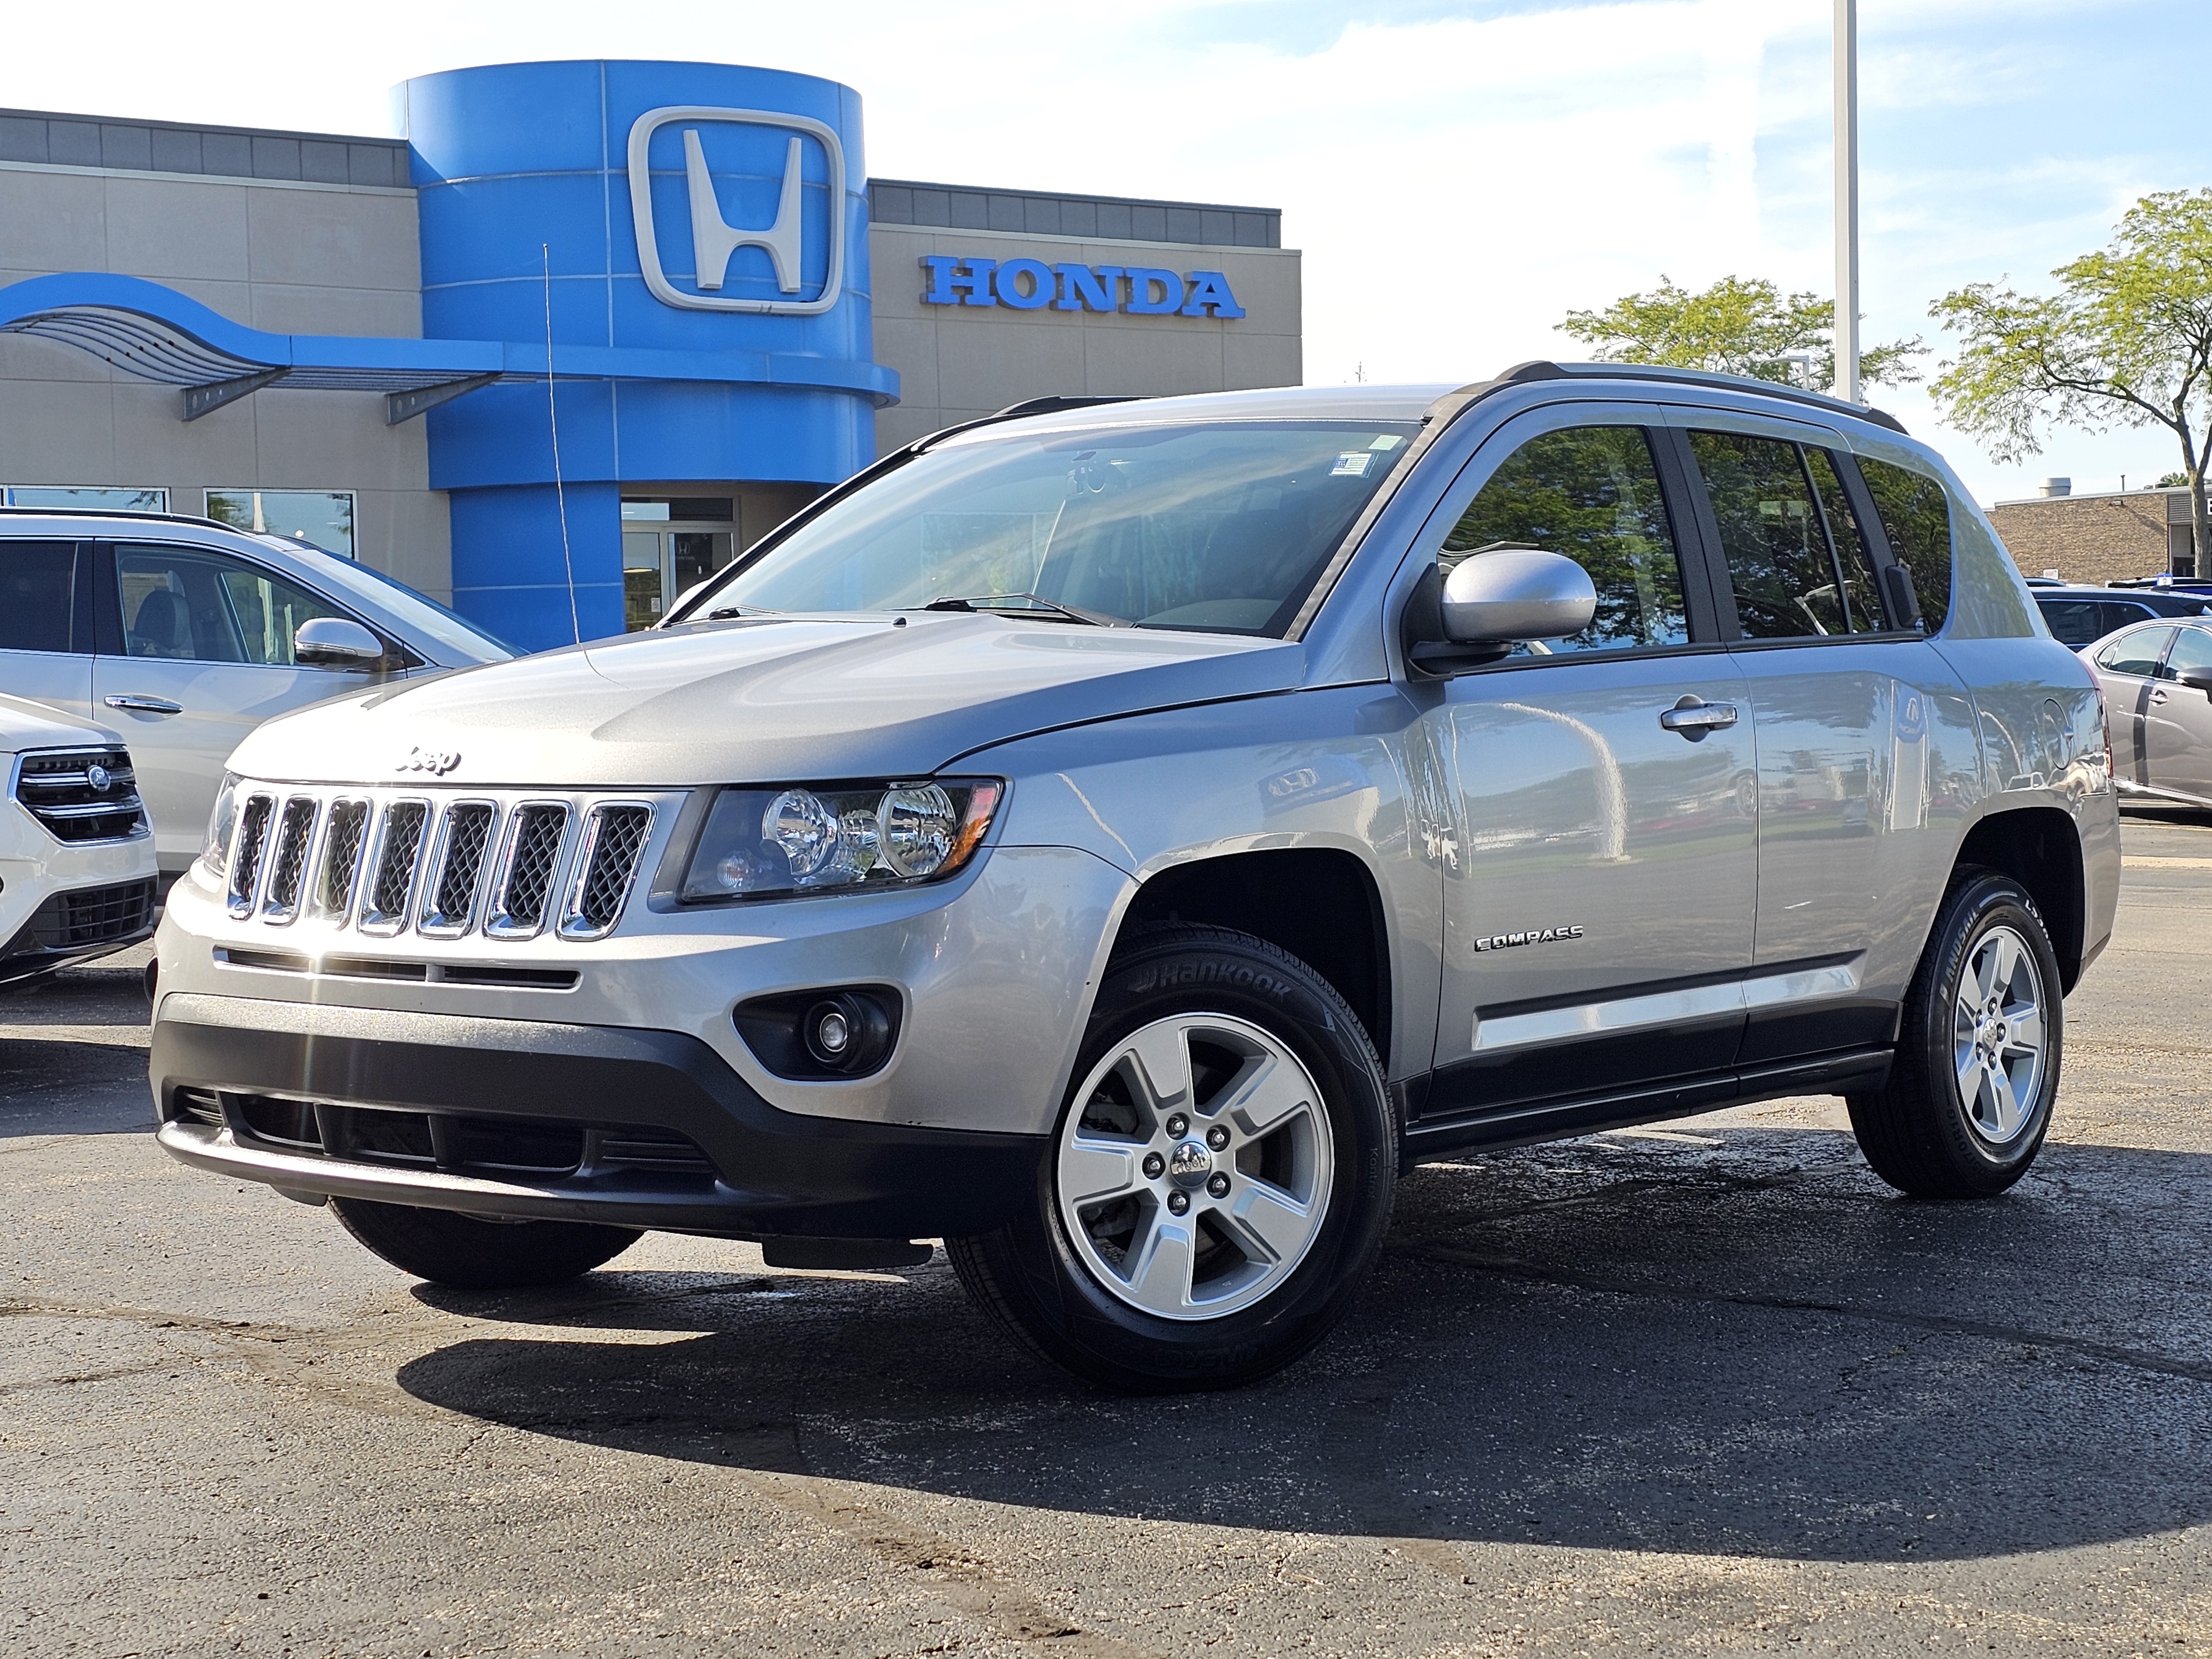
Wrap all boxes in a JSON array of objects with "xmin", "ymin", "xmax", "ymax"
[{"xmin": 0, "ymin": 272, "xmax": 899, "ymax": 425}]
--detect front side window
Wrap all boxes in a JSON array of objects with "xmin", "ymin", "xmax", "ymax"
[
  {"xmin": 0, "ymin": 540, "xmax": 78, "ymax": 653},
  {"xmin": 2094, "ymin": 624, "xmax": 2176, "ymax": 680},
  {"xmin": 677, "ymin": 421, "xmax": 1419, "ymax": 636},
  {"xmin": 1859, "ymin": 457, "xmax": 1953, "ymax": 633},
  {"xmin": 1690, "ymin": 431, "xmax": 1887, "ymax": 639},
  {"xmin": 117, "ymin": 545, "xmax": 353, "ymax": 665},
  {"xmin": 2166, "ymin": 624, "xmax": 2212, "ymax": 683},
  {"xmin": 1439, "ymin": 425, "xmax": 1688, "ymax": 655}
]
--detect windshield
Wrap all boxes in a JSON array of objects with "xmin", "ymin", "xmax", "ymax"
[
  {"xmin": 259, "ymin": 538, "xmax": 516, "ymax": 662},
  {"xmin": 673, "ymin": 420, "xmax": 1420, "ymax": 636}
]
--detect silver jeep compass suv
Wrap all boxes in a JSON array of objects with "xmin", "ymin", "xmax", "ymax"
[{"xmin": 149, "ymin": 366, "xmax": 2120, "ymax": 1391}]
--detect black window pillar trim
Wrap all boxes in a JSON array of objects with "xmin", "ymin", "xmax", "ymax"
[
  {"xmin": 1831, "ymin": 450, "xmax": 1924, "ymax": 633},
  {"xmin": 90, "ymin": 540, "xmax": 126, "ymax": 656},
  {"xmin": 1657, "ymin": 426, "xmax": 1745, "ymax": 642},
  {"xmin": 1646, "ymin": 424, "xmax": 1730, "ymax": 645}
]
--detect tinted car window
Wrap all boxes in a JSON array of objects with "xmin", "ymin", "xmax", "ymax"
[
  {"xmin": 117, "ymin": 545, "xmax": 351, "ymax": 665},
  {"xmin": 1805, "ymin": 448, "xmax": 1886, "ymax": 629},
  {"xmin": 1440, "ymin": 425, "xmax": 1688, "ymax": 655},
  {"xmin": 2166, "ymin": 625, "xmax": 2212, "ymax": 683},
  {"xmin": 1859, "ymin": 457, "xmax": 1953, "ymax": 633},
  {"xmin": 2037, "ymin": 599, "xmax": 2111, "ymax": 646},
  {"xmin": 1691, "ymin": 430, "xmax": 1876, "ymax": 639},
  {"xmin": 0, "ymin": 540, "xmax": 77, "ymax": 653},
  {"xmin": 2095, "ymin": 624, "xmax": 2175, "ymax": 680}
]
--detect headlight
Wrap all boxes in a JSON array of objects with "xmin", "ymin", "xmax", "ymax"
[
  {"xmin": 200, "ymin": 774, "xmax": 241, "ymax": 876},
  {"xmin": 680, "ymin": 778, "xmax": 1004, "ymax": 901}
]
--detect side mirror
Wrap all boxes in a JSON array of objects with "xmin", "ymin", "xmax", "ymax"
[
  {"xmin": 294, "ymin": 615, "xmax": 388, "ymax": 670},
  {"xmin": 1442, "ymin": 548, "xmax": 1597, "ymax": 644},
  {"xmin": 2178, "ymin": 668, "xmax": 2212, "ymax": 699}
]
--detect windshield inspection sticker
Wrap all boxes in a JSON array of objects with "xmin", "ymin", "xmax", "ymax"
[
  {"xmin": 1331, "ymin": 452, "xmax": 1375, "ymax": 476},
  {"xmin": 1369, "ymin": 434, "xmax": 1406, "ymax": 450}
]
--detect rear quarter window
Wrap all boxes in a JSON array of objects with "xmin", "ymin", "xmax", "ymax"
[{"xmin": 1858, "ymin": 457, "xmax": 1952, "ymax": 634}]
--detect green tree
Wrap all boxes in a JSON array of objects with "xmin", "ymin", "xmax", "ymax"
[
  {"xmin": 1929, "ymin": 189, "xmax": 2212, "ymax": 568},
  {"xmin": 1558, "ymin": 275, "xmax": 1926, "ymax": 392}
]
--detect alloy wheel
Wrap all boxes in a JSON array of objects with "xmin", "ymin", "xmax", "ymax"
[
  {"xmin": 1952, "ymin": 922, "xmax": 2047, "ymax": 1146},
  {"xmin": 1055, "ymin": 1013, "xmax": 1334, "ymax": 1321}
]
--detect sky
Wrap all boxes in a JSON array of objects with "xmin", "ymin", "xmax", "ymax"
[{"xmin": 4, "ymin": 0, "xmax": 2207, "ymax": 508}]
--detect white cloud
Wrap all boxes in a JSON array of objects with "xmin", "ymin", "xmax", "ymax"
[{"xmin": 0, "ymin": 0, "xmax": 2203, "ymax": 502}]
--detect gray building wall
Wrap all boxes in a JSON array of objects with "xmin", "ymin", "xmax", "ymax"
[
  {"xmin": 0, "ymin": 111, "xmax": 451, "ymax": 599},
  {"xmin": 867, "ymin": 187, "xmax": 1301, "ymax": 453}
]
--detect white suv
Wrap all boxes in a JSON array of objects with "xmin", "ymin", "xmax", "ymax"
[{"xmin": 1, "ymin": 693, "xmax": 157, "ymax": 987}]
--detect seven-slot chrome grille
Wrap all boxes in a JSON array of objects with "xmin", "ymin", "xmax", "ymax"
[{"xmin": 223, "ymin": 786, "xmax": 661, "ymax": 945}]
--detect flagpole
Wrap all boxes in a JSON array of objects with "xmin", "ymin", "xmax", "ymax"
[{"xmin": 1834, "ymin": 0, "xmax": 1860, "ymax": 403}]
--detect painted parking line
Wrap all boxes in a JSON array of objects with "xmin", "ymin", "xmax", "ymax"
[{"xmin": 2124, "ymin": 856, "xmax": 2212, "ymax": 870}]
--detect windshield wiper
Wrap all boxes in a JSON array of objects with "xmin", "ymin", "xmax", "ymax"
[{"xmin": 920, "ymin": 592, "xmax": 1125, "ymax": 627}]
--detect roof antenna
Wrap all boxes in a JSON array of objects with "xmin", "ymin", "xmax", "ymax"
[{"xmin": 543, "ymin": 241, "xmax": 581, "ymax": 645}]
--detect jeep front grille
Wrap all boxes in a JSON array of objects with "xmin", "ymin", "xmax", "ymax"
[
  {"xmin": 12, "ymin": 747, "xmax": 148, "ymax": 844},
  {"xmin": 215, "ymin": 784, "xmax": 667, "ymax": 947}
]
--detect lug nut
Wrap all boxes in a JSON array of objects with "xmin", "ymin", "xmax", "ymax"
[
  {"xmin": 1206, "ymin": 1124, "xmax": 1230, "ymax": 1150},
  {"xmin": 1165, "ymin": 1113, "xmax": 1190, "ymax": 1138},
  {"xmin": 1206, "ymin": 1172, "xmax": 1231, "ymax": 1199},
  {"xmin": 1166, "ymin": 1190, "xmax": 1190, "ymax": 1215},
  {"xmin": 1142, "ymin": 1151, "xmax": 1166, "ymax": 1180}
]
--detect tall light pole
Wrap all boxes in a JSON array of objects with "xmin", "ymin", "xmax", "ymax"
[{"xmin": 1833, "ymin": 0, "xmax": 1860, "ymax": 404}]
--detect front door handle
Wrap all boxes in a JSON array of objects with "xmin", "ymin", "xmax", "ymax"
[
  {"xmin": 1659, "ymin": 696, "xmax": 1740, "ymax": 739},
  {"xmin": 105, "ymin": 694, "xmax": 184, "ymax": 715},
  {"xmin": 2151, "ymin": 690, "xmax": 2169, "ymax": 705}
]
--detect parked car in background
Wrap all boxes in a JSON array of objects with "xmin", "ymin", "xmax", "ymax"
[
  {"xmin": 2085, "ymin": 617, "xmax": 2212, "ymax": 807},
  {"xmin": 0, "ymin": 511, "xmax": 514, "ymax": 878},
  {"xmin": 2031, "ymin": 583, "xmax": 2212, "ymax": 649},
  {"xmin": 1, "ymin": 693, "xmax": 158, "ymax": 988},
  {"xmin": 149, "ymin": 367, "xmax": 2117, "ymax": 1391}
]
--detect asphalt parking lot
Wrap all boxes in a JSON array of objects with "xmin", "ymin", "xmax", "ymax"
[{"xmin": 7, "ymin": 813, "xmax": 2212, "ymax": 1658}]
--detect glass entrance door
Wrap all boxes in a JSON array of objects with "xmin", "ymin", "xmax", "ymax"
[{"xmin": 622, "ymin": 522, "xmax": 736, "ymax": 630}]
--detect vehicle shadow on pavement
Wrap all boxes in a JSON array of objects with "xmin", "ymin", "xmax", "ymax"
[{"xmin": 396, "ymin": 1128, "xmax": 2212, "ymax": 1564}]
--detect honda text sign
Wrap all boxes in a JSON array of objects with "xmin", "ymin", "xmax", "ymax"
[{"xmin": 625, "ymin": 106, "xmax": 847, "ymax": 315}]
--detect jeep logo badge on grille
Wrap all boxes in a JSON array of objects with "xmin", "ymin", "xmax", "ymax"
[{"xmin": 395, "ymin": 747, "xmax": 462, "ymax": 777}]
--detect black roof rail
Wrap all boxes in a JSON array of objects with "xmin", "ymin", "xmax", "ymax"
[{"xmin": 1495, "ymin": 359, "xmax": 1910, "ymax": 436}]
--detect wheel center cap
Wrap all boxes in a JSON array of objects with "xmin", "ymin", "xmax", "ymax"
[{"xmin": 1167, "ymin": 1139, "xmax": 1213, "ymax": 1188}]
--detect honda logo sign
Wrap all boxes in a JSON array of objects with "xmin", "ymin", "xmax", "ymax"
[{"xmin": 625, "ymin": 106, "xmax": 846, "ymax": 315}]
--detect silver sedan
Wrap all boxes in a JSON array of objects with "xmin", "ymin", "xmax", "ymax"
[{"xmin": 2088, "ymin": 617, "xmax": 2212, "ymax": 806}]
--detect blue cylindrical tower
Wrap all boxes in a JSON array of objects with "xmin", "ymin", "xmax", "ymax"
[{"xmin": 399, "ymin": 60, "xmax": 888, "ymax": 648}]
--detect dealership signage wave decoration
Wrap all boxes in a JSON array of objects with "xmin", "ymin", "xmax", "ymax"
[{"xmin": 920, "ymin": 256, "xmax": 1245, "ymax": 319}]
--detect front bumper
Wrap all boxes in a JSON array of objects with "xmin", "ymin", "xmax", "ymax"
[{"xmin": 152, "ymin": 993, "xmax": 1046, "ymax": 1239}]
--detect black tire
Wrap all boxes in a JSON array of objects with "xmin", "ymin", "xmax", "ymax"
[
  {"xmin": 948, "ymin": 924, "xmax": 1396, "ymax": 1393},
  {"xmin": 1848, "ymin": 870, "xmax": 2064, "ymax": 1199},
  {"xmin": 331, "ymin": 1198, "xmax": 641, "ymax": 1290}
]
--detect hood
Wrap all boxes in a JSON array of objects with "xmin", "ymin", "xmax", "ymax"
[
  {"xmin": 226, "ymin": 612, "xmax": 1302, "ymax": 787},
  {"xmin": 0, "ymin": 692, "xmax": 122, "ymax": 754}
]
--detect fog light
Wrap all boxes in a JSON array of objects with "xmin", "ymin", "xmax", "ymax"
[{"xmin": 800, "ymin": 991, "xmax": 895, "ymax": 1074}]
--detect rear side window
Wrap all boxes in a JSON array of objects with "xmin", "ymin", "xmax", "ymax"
[
  {"xmin": 2167, "ymin": 625, "xmax": 2212, "ymax": 682},
  {"xmin": 1859, "ymin": 457, "xmax": 1953, "ymax": 633},
  {"xmin": 0, "ymin": 540, "xmax": 78, "ymax": 653},
  {"xmin": 116, "ymin": 545, "xmax": 353, "ymax": 666},
  {"xmin": 2036, "ymin": 599, "xmax": 2107, "ymax": 647},
  {"xmin": 2094, "ymin": 625, "xmax": 2174, "ymax": 679},
  {"xmin": 1688, "ymin": 431, "xmax": 1887, "ymax": 638},
  {"xmin": 1441, "ymin": 425, "xmax": 1689, "ymax": 655}
]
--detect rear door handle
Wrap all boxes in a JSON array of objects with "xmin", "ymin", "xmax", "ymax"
[
  {"xmin": 1659, "ymin": 696, "xmax": 1739, "ymax": 738},
  {"xmin": 105, "ymin": 695, "xmax": 184, "ymax": 714}
]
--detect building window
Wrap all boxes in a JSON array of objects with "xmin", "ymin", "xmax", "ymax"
[
  {"xmin": 205, "ymin": 489, "xmax": 356, "ymax": 559},
  {"xmin": 4, "ymin": 485, "xmax": 168, "ymax": 511}
]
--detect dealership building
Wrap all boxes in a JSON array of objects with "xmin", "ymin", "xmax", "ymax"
[{"xmin": 0, "ymin": 60, "xmax": 1302, "ymax": 648}]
